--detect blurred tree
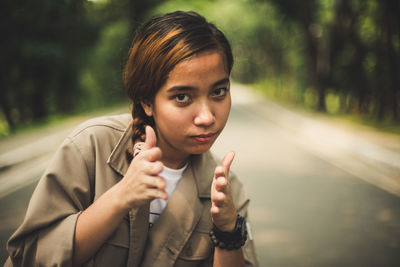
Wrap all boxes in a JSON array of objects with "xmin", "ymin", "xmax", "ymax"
[
  {"xmin": 374, "ymin": 0, "xmax": 399, "ymax": 121},
  {"xmin": 253, "ymin": 0, "xmax": 399, "ymax": 122},
  {"xmin": 77, "ymin": 0, "xmax": 166, "ymax": 111},
  {"xmin": 0, "ymin": 0, "xmax": 166, "ymax": 133},
  {"xmin": 323, "ymin": 0, "xmax": 400, "ymax": 120},
  {"xmin": 265, "ymin": 0, "xmax": 329, "ymax": 111},
  {"xmin": 1, "ymin": 0, "xmax": 399, "ymax": 134},
  {"xmin": 0, "ymin": 0, "xmax": 97, "ymax": 130},
  {"xmin": 327, "ymin": 0, "xmax": 369, "ymax": 115}
]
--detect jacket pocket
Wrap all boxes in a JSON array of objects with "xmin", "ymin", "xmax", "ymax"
[{"xmin": 176, "ymin": 231, "xmax": 213, "ymax": 266}]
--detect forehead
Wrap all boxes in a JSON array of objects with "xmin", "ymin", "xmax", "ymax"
[{"xmin": 163, "ymin": 51, "xmax": 229, "ymax": 89}]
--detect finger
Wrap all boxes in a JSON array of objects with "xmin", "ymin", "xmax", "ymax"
[
  {"xmin": 212, "ymin": 191, "xmax": 226, "ymax": 206},
  {"xmin": 214, "ymin": 166, "xmax": 225, "ymax": 179},
  {"xmin": 143, "ymin": 125, "xmax": 157, "ymax": 150},
  {"xmin": 215, "ymin": 176, "xmax": 228, "ymax": 192},
  {"xmin": 141, "ymin": 160, "xmax": 163, "ymax": 175},
  {"xmin": 139, "ymin": 147, "xmax": 162, "ymax": 162},
  {"xmin": 146, "ymin": 188, "xmax": 168, "ymax": 200},
  {"xmin": 146, "ymin": 175, "xmax": 167, "ymax": 190},
  {"xmin": 221, "ymin": 151, "xmax": 235, "ymax": 174},
  {"xmin": 210, "ymin": 205, "xmax": 220, "ymax": 215}
]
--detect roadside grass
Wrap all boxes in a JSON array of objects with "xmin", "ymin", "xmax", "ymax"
[
  {"xmin": 253, "ymin": 81, "xmax": 400, "ymax": 136},
  {"xmin": 0, "ymin": 101, "xmax": 130, "ymax": 141},
  {"xmin": 325, "ymin": 114, "xmax": 400, "ymax": 136}
]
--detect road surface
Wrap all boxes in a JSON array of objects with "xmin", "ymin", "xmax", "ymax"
[{"xmin": 1, "ymin": 85, "xmax": 399, "ymax": 266}]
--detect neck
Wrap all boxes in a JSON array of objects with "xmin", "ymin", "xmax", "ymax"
[
  {"xmin": 158, "ymin": 140, "xmax": 189, "ymax": 169},
  {"xmin": 155, "ymin": 130, "xmax": 190, "ymax": 169},
  {"xmin": 161, "ymin": 154, "xmax": 189, "ymax": 169}
]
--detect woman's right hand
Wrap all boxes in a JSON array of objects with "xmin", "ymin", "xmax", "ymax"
[
  {"xmin": 74, "ymin": 125, "xmax": 166, "ymax": 266},
  {"xmin": 117, "ymin": 126, "xmax": 167, "ymax": 210}
]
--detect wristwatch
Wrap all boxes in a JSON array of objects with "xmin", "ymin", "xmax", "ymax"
[{"xmin": 209, "ymin": 214, "xmax": 248, "ymax": 250}]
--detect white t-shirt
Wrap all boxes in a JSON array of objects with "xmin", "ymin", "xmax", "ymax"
[{"xmin": 149, "ymin": 162, "xmax": 189, "ymax": 226}]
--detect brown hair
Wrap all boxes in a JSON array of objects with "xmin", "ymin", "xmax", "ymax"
[{"xmin": 123, "ymin": 11, "xmax": 233, "ymax": 144}]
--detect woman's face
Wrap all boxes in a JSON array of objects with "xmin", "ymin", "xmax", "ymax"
[{"xmin": 142, "ymin": 50, "xmax": 231, "ymax": 167}]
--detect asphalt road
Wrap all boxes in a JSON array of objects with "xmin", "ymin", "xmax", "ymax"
[
  {"xmin": 1, "ymin": 86, "xmax": 400, "ymax": 266},
  {"xmin": 212, "ymin": 104, "xmax": 400, "ymax": 267}
]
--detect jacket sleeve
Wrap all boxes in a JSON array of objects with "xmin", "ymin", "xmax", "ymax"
[
  {"xmin": 230, "ymin": 173, "xmax": 260, "ymax": 267},
  {"xmin": 6, "ymin": 137, "xmax": 94, "ymax": 267}
]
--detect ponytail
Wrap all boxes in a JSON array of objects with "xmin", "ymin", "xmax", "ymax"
[{"xmin": 131, "ymin": 103, "xmax": 154, "ymax": 144}]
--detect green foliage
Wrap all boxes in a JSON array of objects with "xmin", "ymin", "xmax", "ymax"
[
  {"xmin": 154, "ymin": 0, "xmax": 291, "ymax": 83},
  {"xmin": 254, "ymin": 0, "xmax": 399, "ymax": 124},
  {"xmin": 0, "ymin": 0, "xmax": 98, "ymax": 132},
  {"xmin": 155, "ymin": 0, "xmax": 400, "ymax": 126},
  {"xmin": 1, "ymin": 0, "xmax": 399, "ymax": 137},
  {"xmin": 0, "ymin": 0, "xmax": 158, "ymax": 136},
  {"xmin": 79, "ymin": 19, "xmax": 130, "ymax": 111},
  {"xmin": 0, "ymin": 114, "xmax": 10, "ymax": 138}
]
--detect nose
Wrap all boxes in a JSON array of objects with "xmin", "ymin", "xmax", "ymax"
[{"xmin": 193, "ymin": 102, "xmax": 215, "ymax": 127}]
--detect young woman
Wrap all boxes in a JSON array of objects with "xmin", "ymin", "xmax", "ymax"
[{"xmin": 6, "ymin": 11, "xmax": 258, "ymax": 267}]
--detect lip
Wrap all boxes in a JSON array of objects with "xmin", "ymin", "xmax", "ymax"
[{"xmin": 192, "ymin": 133, "xmax": 216, "ymax": 143}]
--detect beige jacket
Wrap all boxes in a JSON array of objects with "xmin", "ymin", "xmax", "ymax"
[{"xmin": 5, "ymin": 114, "xmax": 258, "ymax": 267}]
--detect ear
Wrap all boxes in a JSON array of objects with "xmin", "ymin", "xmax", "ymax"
[{"xmin": 140, "ymin": 101, "xmax": 153, "ymax": 117}]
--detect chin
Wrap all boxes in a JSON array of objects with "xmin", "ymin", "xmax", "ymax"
[{"xmin": 186, "ymin": 144, "xmax": 214, "ymax": 155}]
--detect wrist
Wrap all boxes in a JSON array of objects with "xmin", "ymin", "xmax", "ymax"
[
  {"xmin": 108, "ymin": 182, "xmax": 132, "ymax": 214},
  {"xmin": 213, "ymin": 208, "xmax": 238, "ymax": 232},
  {"xmin": 216, "ymin": 217, "xmax": 236, "ymax": 232},
  {"xmin": 210, "ymin": 214, "xmax": 247, "ymax": 250}
]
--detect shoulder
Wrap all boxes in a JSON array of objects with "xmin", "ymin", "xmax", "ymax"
[
  {"xmin": 66, "ymin": 114, "xmax": 131, "ymax": 146},
  {"xmin": 61, "ymin": 113, "xmax": 132, "ymax": 159},
  {"xmin": 68, "ymin": 113, "xmax": 132, "ymax": 139}
]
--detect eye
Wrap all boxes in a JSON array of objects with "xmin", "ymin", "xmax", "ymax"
[
  {"xmin": 175, "ymin": 93, "xmax": 191, "ymax": 104},
  {"xmin": 212, "ymin": 88, "xmax": 228, "ymax": 97}
]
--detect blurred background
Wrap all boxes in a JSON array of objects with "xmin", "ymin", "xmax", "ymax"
[
  {"xmin": 1, "ymin": 0, "xmax": 400, "ymax": 134},
  {"xmin": 1, "ymin": 0, "xmax": 400, "ymax": 266}
]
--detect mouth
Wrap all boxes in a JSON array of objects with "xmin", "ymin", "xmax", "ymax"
[{"xmin": 191, "ymin": 133, "xmax": 216, "ymax": 143}]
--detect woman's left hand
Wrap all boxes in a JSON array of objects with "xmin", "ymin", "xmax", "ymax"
[{"xmin": 210, "ymin": 151, "xmax": 238, "ymax": 232}]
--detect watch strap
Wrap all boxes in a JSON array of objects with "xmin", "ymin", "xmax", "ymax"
[{"xmin": 209, "ymin": 214, "xmax": 247, "ymax": 250}]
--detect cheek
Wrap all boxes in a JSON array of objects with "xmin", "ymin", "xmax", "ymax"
[
  {"xmin": 156, "ymin": 107, "xmax": 191, "ymax": 130},
  {"xmin": 217, "ymin": 100, "xmax": 231, "ymax": 123}
]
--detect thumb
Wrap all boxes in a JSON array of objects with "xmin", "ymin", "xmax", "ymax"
[
  {"xmin": 143, "ymin": 125, "xmax": 157, "ymax": 149},
  {"xmin": 220, "ymin": 151, "xmax": 235, "ymax": 174}
]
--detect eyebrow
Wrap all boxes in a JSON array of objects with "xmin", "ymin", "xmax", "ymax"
[{"xmin": 166, "ymin": 77, "xmax": 230, "ymax": 93}]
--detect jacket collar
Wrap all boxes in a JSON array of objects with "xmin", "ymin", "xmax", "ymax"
[
  {"xmin": 107, "ymin": 121, "xmax": 218, "ymax": 199},
  {"xmin": 107, "ymin": 122, "xmax": 134, "ymax": 177}
]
